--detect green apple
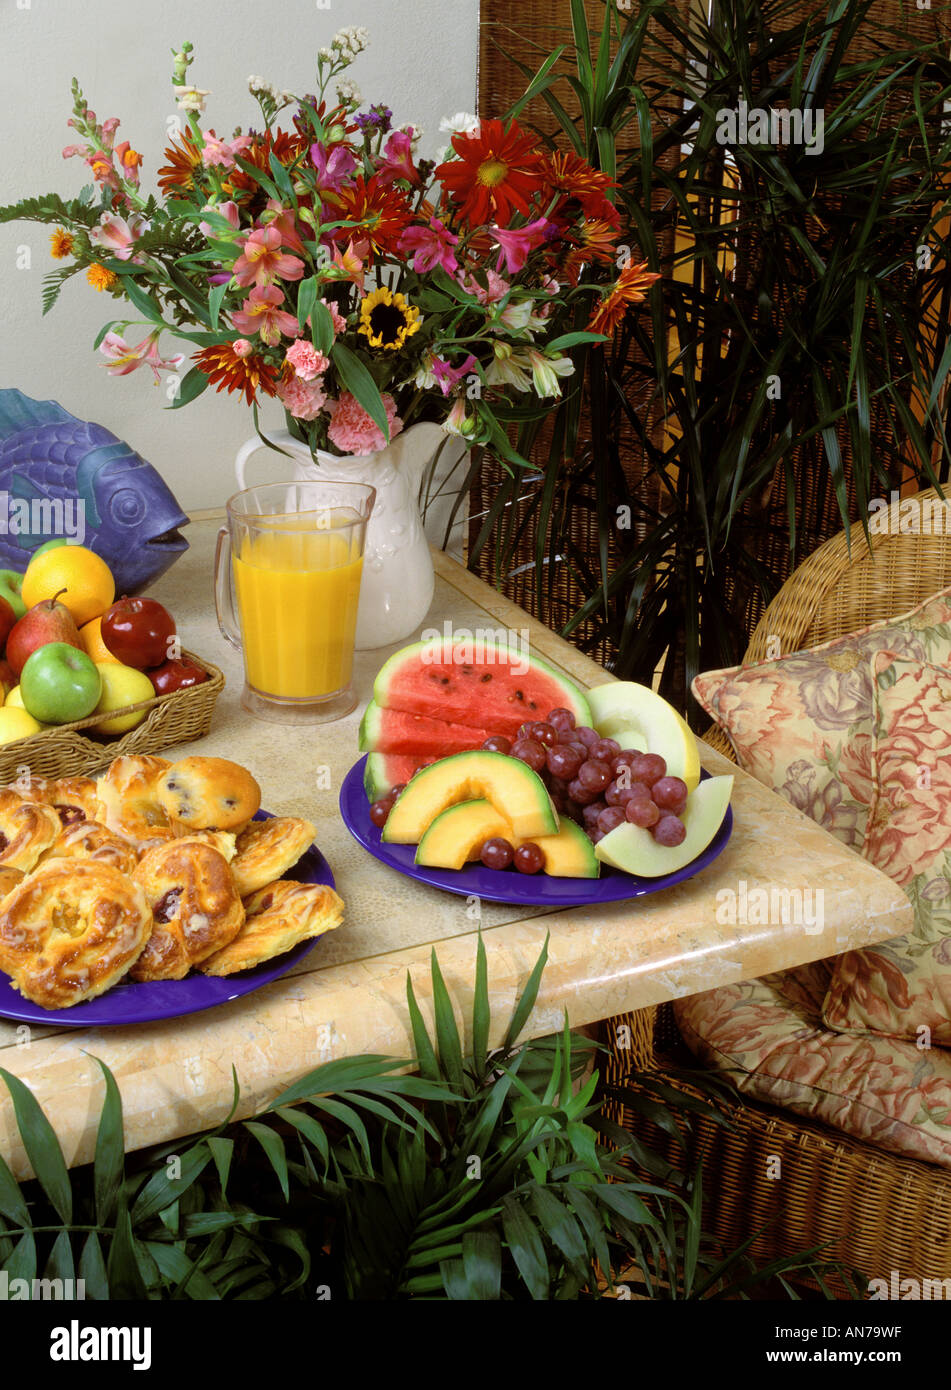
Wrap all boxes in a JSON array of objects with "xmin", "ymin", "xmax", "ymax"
[
  {"xmin": 0, "ymin": 570, "xmax": 26, "ymax": 622},
  {"xmin": 595, "ymin": 775, "xmax": 734, "ymax": 876},
  {"xmin": 32, "ymin": 539, "xmax": 68, "ymax": 557},
  {"xmin": 20, "ymin": 642, "xmax": 102, "ymax": 724}
]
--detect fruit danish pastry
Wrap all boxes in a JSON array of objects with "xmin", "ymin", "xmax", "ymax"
[
  {"xmin": 230, "ymin": 816, "xmax": 316, "ymax": 897},
  {"xmin": 130, "ymin": 837, "xmax": 245, "ymax": 982},
  {"xmin": 0, "ymin": 860, "xmax": 152, "ymax": 1009},
  {"xmin": 95, "ymin": 755, "xmax": 175, "ymax": 848},
  {"xmin": 15, "ymin": 776, "xmax": 100, "ymax": 826},
  {"xmin": 40, "ymin": 819, "xmax": 139, "ymax": 876},
  {"xmin": 200, "ymin": 879, "xmax": 343, "ymax": 976},
  {"xmin": 0, "ymin": 789, "xmax": 63, "ymax": 873}
]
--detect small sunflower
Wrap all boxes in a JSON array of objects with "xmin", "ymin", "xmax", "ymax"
[
  {"xmin": 358, "ymin": 285, "xmax": 421, "ymax": 351},
  {"xmin": 50, "ymin": 228, "xmax": 74, "ymax": 259},
  {"xmin": 86, "ymin": 264, "xmax": 118, "ymax": 292}
]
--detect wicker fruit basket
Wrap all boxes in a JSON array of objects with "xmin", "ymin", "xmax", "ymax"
[{"xmin": 0, "ymin": 650, "xmax": 224, "ymax": 782}]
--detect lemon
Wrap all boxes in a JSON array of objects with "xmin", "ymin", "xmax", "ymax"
[{"xmin": 0, "ymin": 706, "xmax": 43, "ymax": 744}]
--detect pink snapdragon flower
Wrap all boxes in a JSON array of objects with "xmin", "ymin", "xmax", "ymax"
[
  {"xmin": 201, "ymin": 131, "xmax": 252, "ymax": 169},
  {"xmin": 199, "ymin": 200, "xmax": 240, "ymax": 238},
  {"xmin": 231, "ymin": 285, "xmax": 300, "ymax": 345},
  {"xmin": 99, "ymin": 330, "xmax": 184, "ymax": 382},
  {"xmin": 278, "ymin": 374, "xmax": 327, "ymax": 421},
  {"xmin": 233, "ymin": 338, "xmax": 253, "ymax": 357},
  {"xmin": 89, "ymin": 211, "xmax": 149, "ymax": 262},
  {"xmin": 491, "ymin": 218, "xmax": 552, "ymax": 274},
  {"xmin": 376, "ymin": 129, "xmax": 420, "ymax": 186},
  {"xmin": 285, "ymin": 339, "xmax": 330, "ymax": 381},
  {"xmin": 327, "ymin": 391, "xmax": 402, "ymax": 456},
  {"xmin": 233, "ymin": 225, "xmax": 305, "ymax": 288},
  {"xmin": 399, "ymin": 219, "xmax": 459, "ymax": 276}
]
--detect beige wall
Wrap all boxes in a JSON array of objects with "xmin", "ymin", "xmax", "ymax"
[{"xmin": 0, "ymin": 0, "xmax": 479, "ymax": 510}]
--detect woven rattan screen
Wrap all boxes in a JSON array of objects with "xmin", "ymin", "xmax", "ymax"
[{"xmin": 470, "ymin": 0, "xmax": 948, "ymax": 668}]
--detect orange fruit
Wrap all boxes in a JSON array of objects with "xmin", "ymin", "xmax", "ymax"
[
  {"xmin": 80, "ymin": 615, "xmax": 119, "ymax": 664},
  {"xmin": 21, "ymin": 545, "xmax": 115, "ymax": 628}
]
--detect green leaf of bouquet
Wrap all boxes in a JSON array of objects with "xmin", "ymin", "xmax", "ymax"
[
  {"xmin": 78, "ymin": 1232, "xmax": 109, "ymax": 1300},
  {"xmin": 118, "ymin": 275, "xmax": 166, "ymax": 325},
  {"xmin": 310, "ymin": 298, "xmax": 335, "ymax": 354},
  {"xmin": 233, "ymin": 155, "xmax": 280, "ymax": 203},
  {"xmin": 91, "ymin": 1057, "xmax": 124, "ymax": 1228},
  {"xmin": 206, "ymin": 1136, "xmax": 234, "ymax": 1196},
  {"xmin": 0, "ymin": 1068, "xmax": 72, "ymax": 1226},
  {"xmin": 167, "ymin": 366, "xmax": 210, "ymax": 410},
  {"xmin": 430, "ymin": 949, "xmax": 464, "ymax": 1089},
  {"xmin": 268, "ymin": 152, "xmax": 297, "ymax": 202},
  {"xmin": 472, "ymin": 931, "xmax": 490, "ymax": 1079},
  {"xmin": 208, "ymin": 280, "xmax": 230, "ymax": 332},
  {"xmin": 545, "ymin": 330, "xmax": 609, "ymax": 351},
  {"xmin": 297, "ymin": 275, "xmax": 319, "ymax": 332},
  {"xmin": 331, "ymin": 341, "xmax": 390, "ymax": 442},
  {"xmin": 406, "ymin": 973, "xmax": 440, "ymax": 1082}
]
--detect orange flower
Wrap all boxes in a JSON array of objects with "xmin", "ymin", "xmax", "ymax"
[
  {"xmin": 544, "ymin": 150, "xmax": 619, "ymax": 224},
  {"xmin": 86, "ymin": 264, "xmax": 118, "ymax": 292},
  {"xmin": 50, "ymin": 228, "xmax": 74, "ymax": 259},
  {"xmin": 561, "ymin": 217, "xmax": 621, "ymax": 285},
  {"xmin": 587, "ymin": 260, "xmax": 660, "ymax": 336},
  {"xmin": 332, "ymin": 174, "xmax": 413, "ymax": 259},
  {"xmin": 434, "ymin": 118, "xmax": 545, "ymax": 227},
  {"xmin": 157, "ymin": 131, "xmax": 203, "ymax": 196},
  {"xmin": 192, "ymin": 343, "xmax": 280, "ymax": 407}
]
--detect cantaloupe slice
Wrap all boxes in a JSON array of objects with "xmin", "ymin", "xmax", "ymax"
[
  {"xmin": 415, "ymin": 798, "xmax": 600, "ymax": 878},
  {"xmin": 381, "ymin": 751, "xmax": 558, "ymax": 843}
]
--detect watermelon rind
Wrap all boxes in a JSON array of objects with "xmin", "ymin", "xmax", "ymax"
[{"xmin": 373, "ymin": 635, "xmax": 592, "ymax": 727}]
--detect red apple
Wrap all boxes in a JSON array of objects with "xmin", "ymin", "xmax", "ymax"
[
  {"xmin": 0, "ymin": 595, "xmax": 15, "ymax": 654},
  {"xmin": 148, "ymin": 656, "xmax": 208, "ymax": 696},
  {"xmin": 101, "ymin": 597, "xmax": 176, "ymax": 670},
  {"xmin": 6, "ymin": 596, "xmax": 84, "ymax": 678}
]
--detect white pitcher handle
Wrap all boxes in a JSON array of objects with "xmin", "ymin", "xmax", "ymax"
[{"xmin": 234, "ymin": 437, "xmax": 266, "ymax": 492}]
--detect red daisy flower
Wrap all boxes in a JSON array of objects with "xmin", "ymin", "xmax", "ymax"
[
  {"xmin": 331, "ymin": 174, "xmax": 414, "ymax": 258},
  {"xmin": 157, "ymin": 131, "xmax": 204, "ymax": 197},
  {"xmin": 192, "ymin": 343, "xmax": 280, "ymax": 407},
  {"xmin": 587, "ymin": 261, "xmax": 660, "ymax": 337},
  {"xmin": 559, "ymin": 218, "xmax": 622, "ymax": 285},
  {"xmin": 434, "ymin": 118, "xmax": 545, "ymax": 227}
]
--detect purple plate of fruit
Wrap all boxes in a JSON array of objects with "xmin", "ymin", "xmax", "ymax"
[
  {"xmin": 340, "ymin": 756, "xmax": 732, "ymax": 908},
  {"xmin": 0, "ymin": 813, "xmax": 334, "ymax": 1027}
]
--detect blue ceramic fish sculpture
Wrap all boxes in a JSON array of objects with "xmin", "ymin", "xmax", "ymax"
[{"xmin": 0, "ymin": 390, "xmax": 188, "ymax": 594}]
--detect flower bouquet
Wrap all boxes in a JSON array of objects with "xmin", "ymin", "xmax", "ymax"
[{"xmin": 1, "ymin": 27, "xmax": 657, "ymax": 466}]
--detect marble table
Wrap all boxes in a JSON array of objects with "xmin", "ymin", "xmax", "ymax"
[{"xmin": 0, "ymin": 519, "xmax": 912, "ymax": 1177}]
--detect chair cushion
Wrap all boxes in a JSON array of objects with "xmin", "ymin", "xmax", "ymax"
[
  {"xmin": 822, "ymin": 656, "xmax": 951, "ymax": 1047},
  {"xmin": 691, "ymin": 584, "xmax": 951, "ymax": 854},
  {"xmin": 674, "ymin": 968, "xmax": 951, "ymax": 1168}
]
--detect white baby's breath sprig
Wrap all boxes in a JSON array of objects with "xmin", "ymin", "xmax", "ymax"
[{"xmin": 336, "ymin": 79, "xmax": 362, "ymax": 108}]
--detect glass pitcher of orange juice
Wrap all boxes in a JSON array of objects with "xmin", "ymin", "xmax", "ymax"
[{"xmin": 215, "ymin": 480, "xmax": 375, "ymax": 723}]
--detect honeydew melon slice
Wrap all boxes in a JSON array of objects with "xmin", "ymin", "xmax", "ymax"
[
  {"xmin": 587, "ymin": 682, "xmax": 700, "ymax": 791},
  {"xmin": 381, "ymin": 750, "xmax": 558, "ymax": 844},
  {"xmin": 595, "ymin": 775, "xmax": 733, "ymax": 877}
]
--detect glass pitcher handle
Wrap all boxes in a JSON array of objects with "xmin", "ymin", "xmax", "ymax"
[{"xmin": 214, "ymin": 526, "xmax": 242, "ymax": 651}]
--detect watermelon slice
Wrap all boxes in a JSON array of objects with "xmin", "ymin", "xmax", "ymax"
[
  {"xmin": 364, "ymin": 752, "xmax": 435, "ymax": 801},
  {"xmin": 359, "ymin": 699, "xmax": 492, "ymax": 756},
  {"xmin": 373, "ymin": 636, "xmax": 591, "ymax": 739}
]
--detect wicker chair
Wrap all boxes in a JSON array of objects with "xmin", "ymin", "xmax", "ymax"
[{"xmin": 603, "ymin": 486, "xmax": 951, "ymax": 1294}]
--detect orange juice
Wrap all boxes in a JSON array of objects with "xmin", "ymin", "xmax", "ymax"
[{"xmin": 232, "ymin": 519, "xmax": 363, "ymax": 699}]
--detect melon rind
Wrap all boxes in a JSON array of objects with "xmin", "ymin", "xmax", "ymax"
[{"xmin": 373, "ymin": 636, "xmax": 592, "ymax": 727}]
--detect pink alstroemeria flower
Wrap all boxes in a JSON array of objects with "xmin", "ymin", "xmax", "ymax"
[
  {"xmin": 491, "ymin": 218, "xmax": 552, "ymax": 274},
  {"xmin": 330, "ymin": 238, "xmax": 369, "ymax": 291},
  {"xmin": 89, "ymin": 211, "xmax": 149, "ymax": 262},
  {"xmin": 399, "ymin": 219, "xmax": 459, "ymax": 276},
  {"xmin": 376, "ymin": 130, "xmax": 420, "ymax": 187},
  {"xmin": 231, "ymin": 285, "xmax": 300, "ymax": 346},
  {"xmin": 199, "ymin": 200, "xmax": 240, "ymax": 238},
  {"xmin": 99, "ymin": 330, "xmax": 184, "ymax": 383},
  {"xmin": 458, "ymin": 268, "xmax": 510, "ymax": 305},
  {"xmin": 309, "ymin": 141, "xmax": 358, "ymax": 193},
  {"xmin": 262, "ymin": 201, "xmax": 308, "ymax": 256},
  {"xmin": 232, "ymin": 225, "xmax": 305, "ymax": 288},
  {"xmin": 431, "ymin": 353, "xmax": 477, "ymax": 396}
]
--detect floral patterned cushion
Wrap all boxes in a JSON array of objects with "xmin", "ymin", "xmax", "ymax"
[
  {"xmin": 691, "ymin": 585, "xmax": 951, "ymax": 854},
  {"xmin": 674, "ymin": 966, "xmax": 951, "ymax": 1168},
  {"xmin": 822, "ymin": 657, "xmax": 951, "ymax": 1047}
]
